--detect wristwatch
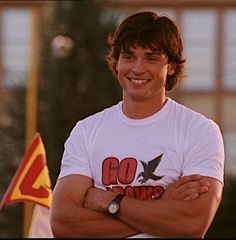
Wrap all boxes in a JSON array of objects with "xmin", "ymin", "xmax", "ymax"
[{"xmin": 107, "ymin": 193, "xmax": 124, "ymax": 216}]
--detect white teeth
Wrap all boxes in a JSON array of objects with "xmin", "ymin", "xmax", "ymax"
[{"xmin": 130, "ymin": 78, "xmax": 149, "ymax": 83}]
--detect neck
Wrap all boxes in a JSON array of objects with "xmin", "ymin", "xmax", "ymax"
[{"xmin": 122, "ymin": 95, "xmax": 168, "ymax": 119}]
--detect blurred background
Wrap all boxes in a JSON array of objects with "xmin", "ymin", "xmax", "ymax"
[{"xmin": 0, "ymin": 0, "xmax": 235, "ymax": 237}]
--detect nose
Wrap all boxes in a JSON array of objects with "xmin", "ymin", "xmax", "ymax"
[{"xmin": 132, "ymin": 58, "xmax": 146, "ymax": 74}]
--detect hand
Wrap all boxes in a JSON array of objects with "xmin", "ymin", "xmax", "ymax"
[
  {"xmin": 162, "ymin": 174, "xmax": 210, "ymax": 201},
  {"xmin": 84, "ymin": 187, "xmax": 117, "ymax": 212},
  {"xmin": 84, "ymin": 174, "xmax": 210, "ymax": 212}
]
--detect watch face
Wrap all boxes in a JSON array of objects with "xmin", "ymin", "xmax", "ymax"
[{"xmin": 108, "ymin": 203, "xmax": 119, "ymax": 215}]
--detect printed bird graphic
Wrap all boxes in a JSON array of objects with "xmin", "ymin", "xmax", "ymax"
[{"xmin": 137, "ymin": 153, "xmax": 164, "ymax": 184}]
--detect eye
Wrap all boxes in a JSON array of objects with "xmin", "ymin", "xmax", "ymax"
[
  {"xmin": 148, "ymin": 57, "xmax": 158, "ymax": 62},
  {"xmin": 146, "ymin": 55, "xmax": 162, "ymax": 63},
  {"xmin": 120, "ymin": 53, "xmax": 134, "ymax": 61}
]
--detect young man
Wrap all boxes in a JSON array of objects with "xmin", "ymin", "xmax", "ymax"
[{"xmin": 50, "ymin": 11, "xmax": 224, "ymax": 238}]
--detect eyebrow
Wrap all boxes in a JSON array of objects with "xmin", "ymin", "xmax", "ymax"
[
  {"xmin": 120, "ymin": 49, "xmax": 162, "ymax": 55},
  {"xmin": 145, "ymin": 52, "xmax": 162, "ymax": 56}
]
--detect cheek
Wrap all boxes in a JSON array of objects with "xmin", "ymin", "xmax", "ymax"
[
  {"xmin": 161, "ymin": 64, "xmax": 170, "ymax": 75},
  {"xmin": 152, "ymin": 65, "xmax": 168, "ymax": 78},
  {"xmin": 116, "ymin": 61, "xmax": 130, "ymax": 76}
]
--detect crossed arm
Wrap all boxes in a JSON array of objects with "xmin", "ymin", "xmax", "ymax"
[
  {"xmin": 51, "ymin": 174, "xmax": 139, "ymax": 237},
  {"xmin": 50, "ymin": 174, "xmax": 222, "ymax": 238}
]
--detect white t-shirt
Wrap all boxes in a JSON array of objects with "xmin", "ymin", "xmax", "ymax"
[{"xmin": 58, "ymin": 97, "xmax": 225, "ymax": 238}]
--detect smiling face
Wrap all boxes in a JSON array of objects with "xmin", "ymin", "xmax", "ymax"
[
  {"xmin": 116, "ymin": 45, "xmax": 175, "ymax": 103},
  {"xmin": 106, "ymin": 12, "xmax": 186, "ymax": 92}
]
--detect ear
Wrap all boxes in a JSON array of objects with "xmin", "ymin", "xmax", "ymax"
[{"xmin": 167, "ymin": 62, "xmax": 176, "ymax": 76}]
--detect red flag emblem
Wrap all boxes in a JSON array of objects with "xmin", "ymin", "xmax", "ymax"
[{"xmin": 0, "ymin": 133, "xmax": 52, "ymax": 209}]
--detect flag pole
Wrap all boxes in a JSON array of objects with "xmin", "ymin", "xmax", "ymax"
[{"xmin": 24, "ymin": 8, "xmax": 40, "ymax": 237}]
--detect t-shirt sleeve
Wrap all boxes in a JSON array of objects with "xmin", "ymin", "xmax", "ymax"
[
  {"xmin": 182, "ymin": 120, "xmax": 225, "ymax": 184},
  {"xmin": 58, "ymin": 122, "xmax": 92, "ymax": 180}
]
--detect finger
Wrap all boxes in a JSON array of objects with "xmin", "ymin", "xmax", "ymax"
[
  {"xmin": 175, "ymin": 185, "xmax": 209, "ymax": 200},
  {"xmin": 176, "ymin": 179, "xmax": 210, "ymax": 193},
  {"xmin": 182, "ymin": 186, "xmax": 209, "ymax": 202},
  {"xmin": 172, "ymin": 174, "xmax": 202, "ymax": 188},
  {"xmin": 164, "ymin": 177, "xmax": 205, "ymax": 199},
  {"xmin": 183, "ymin": 193, "xmax": 199, "ymax": 201}
]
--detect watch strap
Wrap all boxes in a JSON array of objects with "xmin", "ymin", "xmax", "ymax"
[{"xmin": 112, "ymin": 193, "xmax": 124, "ymax": 204}]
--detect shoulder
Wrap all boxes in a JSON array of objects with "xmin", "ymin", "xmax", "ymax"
[
  {"xmin": 168, "ymin": 98, "xmax": 222, "ymax": 137},
  {"xmin": 170, "ymin": 99, "xmax": 218, "ymax": 127}
]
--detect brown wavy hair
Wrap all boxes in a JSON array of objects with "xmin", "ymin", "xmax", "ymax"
[{"xmin": 106, "ymin": 11, "xmax": 186, "ymax": 91}]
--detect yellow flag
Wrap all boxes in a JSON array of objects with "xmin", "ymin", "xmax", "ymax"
[{"xmin": 0, "ymin": 133, "xmax": 52, "ymax": 209}]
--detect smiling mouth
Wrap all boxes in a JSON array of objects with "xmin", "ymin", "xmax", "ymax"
[{"xmin": 128, "ymin": 78, "xmax": 151, "ymax": 84}]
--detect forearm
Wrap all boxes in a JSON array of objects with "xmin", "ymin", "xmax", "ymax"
[
  {"xmin": 117, "ymin": 179, "xmax": 222, "ymax": 238},
  {"xmin": 118, "ymin": 178, "xmax": 222, "ymax": 237},
  {"xmin": 51, "ymin": 203, "xmax": 139, "ymax": 237},
  {"xmin": 84, "ymin": 177, "xmax": 222, "ymax": 237},
  {"xmin": 51, "ymin": 175, "xmax": 139, "ymax": 238},
  {"xmin": 118, "ymin": 197, "xmax": 203, "ymax": 237}
]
